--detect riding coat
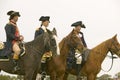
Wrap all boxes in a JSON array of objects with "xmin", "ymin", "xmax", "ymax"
[
  {"xmin": 2, "ymin": 21, "xmax": 20, "ymax": 55},
  {"xmin": 4, "ymin": 21, "xmax": 20, "ymax": 55},
  {"xmin": 34, "ymin": 26, "xmax": 45, "ymax": 39}
]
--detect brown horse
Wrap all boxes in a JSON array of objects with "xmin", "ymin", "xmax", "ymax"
[
  {"xmin": 0, "ymin": 28, "xmax": 58, "ymax": 80},
  {"xmin": 39, "ymin": 29, "xmax": 85, "ymax": 80},
  {"xmin": 63, "ymin": 35, "xmax": 120, "ymax": 80}
]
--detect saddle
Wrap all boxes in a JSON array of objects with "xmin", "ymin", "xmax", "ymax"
[
  {"xmin": 0, "ymin": 41, "xmax": 25, "ymax": 61},
  {"xmin": 18, "ymin": 42, "xmax": 25, "ymax": 57},
  {"xmin": 67, "ymin": 49, "xmax": 90, "ymax": 70}
]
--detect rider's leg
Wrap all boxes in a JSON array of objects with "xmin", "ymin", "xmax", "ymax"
[{"xmin": 12, "ymin": 42, "xmax": 20, "ymax": 72}]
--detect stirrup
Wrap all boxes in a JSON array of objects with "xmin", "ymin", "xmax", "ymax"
[
  {"xmin": 12, "ymin": 66, "xmax": 20, "ymax": 73},
  {"xmin": 41, "ymin": 71, "xmax": 47, "ymax": 77}
]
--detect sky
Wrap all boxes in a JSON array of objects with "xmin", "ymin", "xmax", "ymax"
[{"xmin": 0, "ymin": 0, "xmax": 120, "ymax": 77}]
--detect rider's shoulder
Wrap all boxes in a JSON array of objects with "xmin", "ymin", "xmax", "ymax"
[
  {"xmin": 5, "ymin": 23, "xmax": 13, "ymax": 28},
  {"xmin": 35, "ymin": 27, "xmax": 44, "ymax": 32},
  {"xmin": 36, "ymin": 27, "xmax": 40, "ymax": 31}
]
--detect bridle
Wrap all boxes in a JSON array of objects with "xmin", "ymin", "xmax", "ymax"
[
  {"xmin": 109, "ymin": 39, "xmax": 120, "ymax": 56},
  {"xmin": 102, "ymin": 39, "xmax": 120, "ymax": 72}
]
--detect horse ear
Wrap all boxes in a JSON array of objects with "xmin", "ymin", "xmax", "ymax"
[
  {"xmin": 52, "ymin": 27, "xmax": 57, "ymax": 36},
  {"xmin": 72, "ymin": 29, "xmax": 75, "ymax": 33},
  {"xmin": 72, "ymin": 29, "xmax": 77, "ymax": 34},
  {"xmin": 112, "ymin": 34, "xmax": 117, "ymax": 39}
]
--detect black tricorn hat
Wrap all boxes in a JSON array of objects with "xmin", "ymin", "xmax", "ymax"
[
  {"xmin": 7, "ymin": 10, "xmax": 20, "ymax": 17},
  {"xmin": 39, "ymin": 16, "xmax": 50, "ymax": 22},
  {"xmin": 71, "ymin": 21, "xmax": 86, "ymax": 28}
]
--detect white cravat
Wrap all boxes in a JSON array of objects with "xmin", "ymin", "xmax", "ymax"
[{"xmin": 41, "ymin": 26, "xmax": 47, "ymax": 32}]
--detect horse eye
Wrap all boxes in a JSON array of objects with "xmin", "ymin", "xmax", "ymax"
[
  {"xmin": 51, "ymin": 38, "xmax": 56, "ymax": 43},
  {"xmin": 51, "ymin": 38, "xmax": 55, "ymax": 41}
]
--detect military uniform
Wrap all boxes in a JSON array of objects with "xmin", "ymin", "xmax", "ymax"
[
  {"xmin": 34, "ymin": 16, "xmax": 51, "ymax": 75},
  {"xmin": 34, "ymin": 16, "xmax": 50, "ymax": 38},
  {"xmin": 71, "ymin": 21, "xmax": 87, "ymax": 47},
  {"xmin": 5, "ymin": 23, "xmax": 20, "ymax": 51},
  {"xmin": 71, "ymin": 21, "xmax": 87, "ymax": 75},
  {"xmin": 5, "ymin": 10, "xmax": 22, "ymax": 72}
]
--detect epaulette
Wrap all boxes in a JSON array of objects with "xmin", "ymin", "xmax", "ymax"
[{"xmin": 36, "ymin": 28, "xmax": 40, "ymax": 31}]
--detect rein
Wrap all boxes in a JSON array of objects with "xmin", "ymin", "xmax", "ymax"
[
  {"xmin": 101, "ymin": 52, "xmax": 114, "ymax": 72},
  {"xmin": 101, "ymin": 39, "xmax": 119, "ymax": 72}
]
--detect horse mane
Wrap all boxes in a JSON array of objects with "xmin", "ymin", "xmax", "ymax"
[
  {"xmin": 59, "ymin": 29, "xmax": 73, "ymax": 49},
  {"xmin": 67, "ymin": 29, "xmax": 74, "ymax": 37},
  {"xmin": 59, "ymin": 38, "xmax": 66, "ymax": 51},
  {"xmin": 47, "ymin": 29, "xmax": 52, "ymax": 35}
]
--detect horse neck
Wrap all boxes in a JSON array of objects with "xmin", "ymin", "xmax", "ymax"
[
  {"xmin": 25, "ymin": 36, "xmax": 45, "ymax": 54},
  {"xmin": 59, "ymin": 38, "xmax": 70, "ymax": 61},
  {"xmin": 92, "ymin": 39, "xmax": 111, "ymax": 63}
]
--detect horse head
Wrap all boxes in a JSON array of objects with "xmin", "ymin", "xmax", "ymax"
[
  {"xmin": 66, "ymin": 29, "xmax": 85, "ymax": 52},
  {"xmin": 109, "ymin": 34, "xmax": 120, "ymax": 57},
  {"xmin": 45, "ymin": 28, "xmax": 60, "ymax": 56}
]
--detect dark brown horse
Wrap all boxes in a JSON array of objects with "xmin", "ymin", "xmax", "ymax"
[
  {"xmin": 63, "ymin": 35, "xmax": 120, "ymax": 80},
  {"xmin": 0, "ymin": 28, "xmax": 58, "ymax": 80},
  {"xmin": 39, "ymin": 29, "xmax": 85, "ymax": 80}
]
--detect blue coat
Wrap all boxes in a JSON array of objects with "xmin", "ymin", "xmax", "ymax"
[
  {"xmin": 5, "ymin": 24, "xmax": 19, "ymax": 48},
  {"xmin": 1, "ymin": 23, "xmax": 19, "ymax": 56},
  {"xmin": 34, "ymin": 27, "xmax": 44, "ymax": 39},
  {"xmin": 80, "ymin": 33, "xmax": 87, "ymax": 47}
]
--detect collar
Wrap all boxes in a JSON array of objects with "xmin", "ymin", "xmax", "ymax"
[
  {"xmin": 10, "ymin": 20, "xmax": 16, "ymax": 24},
  {"xmin": 41, "ymin": 26, "xmax": 47, "ymax": 32},
  {"xmin": 9, "ymin": 20, "xmax": 17, "ymax": 27}
]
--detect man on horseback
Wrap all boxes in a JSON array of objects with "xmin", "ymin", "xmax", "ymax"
[
  {"xmin": 34, "ymin": 16, "xmax": 52, "ymax": 75},
  {"xmin": 68, "ymin": 21, "xmax": 87, "ymax": 75},
  {"xmin": 5, "ymin": 10, "xmax": 24, "ymax": 72},
  {"xmin": 71, "ymin": 21, "xmax": 87, "ymax": 48}
]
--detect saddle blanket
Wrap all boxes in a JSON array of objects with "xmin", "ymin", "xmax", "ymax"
[{"xmin": 0, "ymin": 41, "xmax": 25, "ymax": 61}]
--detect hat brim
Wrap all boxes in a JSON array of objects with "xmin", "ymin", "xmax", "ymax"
[
  {"xmin": 71, "ymin": 25, "xmax": 86, "ymax": 28},
  {"xmin": 39, "ymin": 16, "xmax": 50, "ymax": 21},
  {"xmin": 11, "ymin": 12, "xmax": 20, "ymax": 17}
]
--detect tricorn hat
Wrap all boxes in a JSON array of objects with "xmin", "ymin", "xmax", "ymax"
[
  {"xmin": 7, "ymin": 10, "xmax": 20, "ymax": 17},
  {"xmin": 71, "ymin": 21, "xmax": 86, "ymax": 28},
  {"xmin": 39, "ymin": 16, "xmax": 50, "ymax": 22}
]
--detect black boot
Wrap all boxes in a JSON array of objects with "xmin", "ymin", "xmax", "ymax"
[
  {"xmin": 76, "ymin": 64, "xmax": 82, "ymax": 75},
  {"xmin": 76, "ymin": 64, "xmax": 82, "ymax": 80},
  {"xmin": 41, "ymin": 63, "xmax": 47, "ymax": 76},
  {"xmin": 12, "ymin": 59, "xmax": 20, "ymax": 73}
]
